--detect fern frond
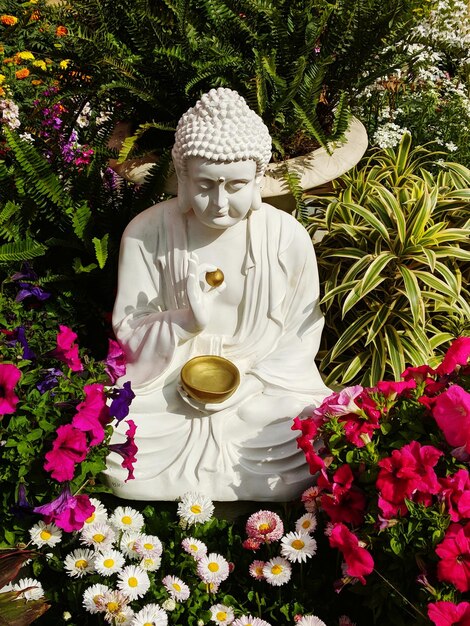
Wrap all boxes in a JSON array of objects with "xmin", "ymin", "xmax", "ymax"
[{"xmin": 0, "ymin": 239, "xmax": 47, "ymax": 263}]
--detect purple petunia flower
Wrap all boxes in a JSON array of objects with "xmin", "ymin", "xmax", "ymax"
[
  {"xmin": 15, "ymin": 282, "xmax": 51, "ymax": 302},
  {"xmin": 109, "ymin": 381, "xmax": 135, "ymax": 421},
  {"xmin": 37, "ymin": 368, "xmax": 64, "ymax": 394},
  {"xmin": 6, "ymin": 326, "xmax": 36, "ymax": 360}
]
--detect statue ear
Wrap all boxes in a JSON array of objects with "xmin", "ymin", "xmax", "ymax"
[
  {"xmin": 251, "ymin": 176, "xmax": 263, "ymax": 211},
  {"xmin": 175, "ymin": 166, "xmax": 192, "ymax": 213}
]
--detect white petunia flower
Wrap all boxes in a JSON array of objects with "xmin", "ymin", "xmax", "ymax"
[
  {"xmin": 82, "ymin": 583, "xmax": 110, "ymax": 614},
  {"xmin": 12, "ymin": 578, "xmax": 44, "ymax": 601},
  {"xmin": 120, "ymin": 530, "xmax": 143, "ymax": 560},
  {"xmin": 262, "ymin": 557, "xmax": 292, "ymax": 586},
  {"xmin": 64, "ymin": 548, "xmax": 95, "ymax": 578},
  {"xmin": 181, "ymin": 537, "xmax": 207, "ymax": 560},
  {"xmin": 94, "ymin": 549, "xmax": 126, "ymax": 575},
  {"xmin": 134, "ymin": 534, "xmax": 163, "ymax": 559},
  {"xmin": 117, "ymin": 565, "xmax": 150, "ymax": 600},
  {"xmin": 280, "ymin": 531, "xmax": 317, "ymax": 563},
  {"xmin": 297, "ymin": 617, "xmax": 327, "ymax": 626},
  {"xmin": 29, "ymin": 521, "xmax": 62, "ymax": 548},
  {"xmin": 197, "ymin": 553, "xmax": 230, "ymax": 584},
  {"xmin": 110, "ymin": 506, "xmax": 144, "ymax": 532},
  {"xmin": 82, "ymin": 498, "xmax": 109, "ymax": 528},
  {"xmin": 131, "ymin": 603, "xmax": 168, "ymax": 626},
  {"xmin": 177, "ymin": 492, "xmax": 214, "ymax": 525},
  {"xmin": 162, "ymin": 575, "xmax": 190, "ymax": 602},
  {"xmin": 80, "ymin": 522, "xmax": 116, "ymax": 551},
  {"xmin": 295, "ymin": 513, "xmax": 317, "ymax": 535},
  {"xmin": 210, "ymin": 603, "xmax": 235, "ymax": 624},
  {"xmin": 139, "ymin": 556, "xmax": 162, "ymax": 572}
]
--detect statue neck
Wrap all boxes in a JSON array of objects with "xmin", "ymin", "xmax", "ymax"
[{"xmin": 185, "ymin": 212, "xmax": 249, "ymax": 247}]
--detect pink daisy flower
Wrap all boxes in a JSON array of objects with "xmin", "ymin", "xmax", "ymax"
[{"xmin": 245, "ymin": 510, "xmax": 284, "ymax": 543}]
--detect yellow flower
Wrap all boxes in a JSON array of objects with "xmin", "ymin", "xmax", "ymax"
[
  {"xmin": 0, "ymin": 74, "xmax": 5, "ymax": 84},
  {"xmin": 32, "ymin": 60, "xmax": 46, "ymax": 71},
  {"xmin": 29, "ymin": 0, "xmax": 39, "ymax": 3},
  {"xmin": 59, "ymin": 59, "xmax": 70, "ymax": 69},
  {"xmin": 17, "ymin": 51, "xmax": 35, "ymax": 60}
]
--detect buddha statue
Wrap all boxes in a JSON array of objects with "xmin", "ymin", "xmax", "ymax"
[{"xmin": 105, "ymin": 88, "xmax": 330, "ymax": 501}]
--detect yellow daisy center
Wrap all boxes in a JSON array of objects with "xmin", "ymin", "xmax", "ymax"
[
  {"xmin": 75, "ymin": 559, "xmax": 88, "ymax": 569},
  {"xmin": 40, "ymin": 529, "xmax": 52, "ymax": 541},
  {"xmin": 271, "ymin": 564, "xmax": 283, "ymax": 575},
  {"xmin": 143, "ymin": 542, "xmax": 153, "ymax": 550},
  {"xmin": 255, "ymin": 566, "xmax": 263, "ymax": 576},
  {"xmin": 93, "ymin": 533, "xmax": 105, "ymax": 543},
  {"xmin": 122, "ymin": 515, "xmax": 132, "ymax": 525},
  {"xmin": 302, "ymin": 521, "xmax": 310, "ymax": 529},
  {"xmin": 190, "ymin": 544, "xmax": 198, "ymax": 551},
  {"xmin": 85, "ymin": 512, "xmax": 95, "ymax": 524},
  {"xmin": 172, "ymin": 582, "xmax": 181, "ymax": 592},
  {"xmin": 103, "ymin": 559, "xmax": 115, "ymax": 568},
  {"xmin": 190, "ymin": 504, "xmax": 202, "ymax": 514},
  {"xmin": 208, "ymin": 562, "xmax": 219, "ymax": 572},
  {"xmin": 128, "ymin": 576, "xmax": 138, "ymax": 588},
  {"xmin": 292, "ymin": 539, "xmax": 305, "ymax": 550},
  {"xmin": 107, "ymin": 601, "xmax": 119, "ymax": 613},
  {"xmin": 144, "ymin": 623, "xmax": 153, "ymax": 626},
  {"xmin": 259, "ymin": 523, "xmax": 270, "ymax": 531},
  {"xmin": 143, "ymin": 558, "xmax": 153, "ymax": 567},
  {"xmin": 216, "ymin": 611, "xmax": 227, "ymax": 621}
]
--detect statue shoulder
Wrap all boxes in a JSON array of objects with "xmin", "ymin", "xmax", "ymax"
[
  {"xmin": 122, "ymin": 197, "xmax": 178, "ymax": 239},
  {"xmin": 261, "ymin": 202, "xmax": 312, "ymax": 247}
]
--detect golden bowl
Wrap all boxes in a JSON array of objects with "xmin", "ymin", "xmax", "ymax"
[{"xmin": 181, "ymin": 355, "xmax": 240, "ymax": 404}]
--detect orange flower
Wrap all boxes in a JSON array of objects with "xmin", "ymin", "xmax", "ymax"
[
  {"xmin": 1, "ymin": 15, "xmax": 18, "ymax": 26},
  {"xmin": 0, "ymin": 87, "xmax": 5, "ymax": 96},
  {"xmin": 31, "ymin": 79, "xmax": 42, "ymax": 85},
  {"xmin": 55, "ymin": 25, "xmax": 68, "ymax": 37},
  {"xmin": 30, "ymin": 11, "xmax": 40, "ymax": 21},
  {"xmin": 15, "ymin": 68, "xmax": 30, "ymax": 80}
]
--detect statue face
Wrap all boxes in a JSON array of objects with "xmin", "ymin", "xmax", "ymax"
[{"xmin": 186, "ymin": 157, "xmax": 259, "ymax": 229}]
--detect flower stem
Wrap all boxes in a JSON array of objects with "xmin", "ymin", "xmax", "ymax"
[{"xmin": 373, "ymin": 568, "xmax": 427, "ymax": 620}]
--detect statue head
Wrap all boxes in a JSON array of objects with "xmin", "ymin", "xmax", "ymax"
[{"xmin": 172, "ymin": 88, "xmax": 272, "ymax": 215}]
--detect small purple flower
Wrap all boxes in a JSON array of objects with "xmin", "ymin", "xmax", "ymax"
[
  {"xmin": 15, "ymin": 282, "xmax": 51, "ymax": 302},
  {"xmin": 11, "ymin": 484, "xmax": 33, "ymax": 519},
  {"xmin": 8, "ymin": 326, "xmax": 36, "ymax": 360},
  {"xmin": 109, "ymin": 381, "xmax": 135, "ymax": 421},
  {"xmin": 37, "ymin": 368, "xmax": 64, "ymax": 394},
  {"xmin": 10, "ymin": 263, "xmax": 37, "ymax": 282}
]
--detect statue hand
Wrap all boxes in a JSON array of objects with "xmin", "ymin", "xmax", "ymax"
[{"xmin": 186, "ymin": 253, "xmax": 226, "ymax": 331}]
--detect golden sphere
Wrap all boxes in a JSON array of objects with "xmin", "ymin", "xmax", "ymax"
[{"xmin": 205, "ymin": 268, "xmax": 225, "ymax": 288}]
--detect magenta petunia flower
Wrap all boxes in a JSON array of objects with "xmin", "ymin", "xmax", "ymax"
[
  {"xmin": 104, "ymin": 339, "xmax": 126, "ymax": 384},
  {"xmin": 0, "ymin": 363, "xmax": 21, "ymax": 415},
  {"xmin": 440, "ymin": 469, "xmax": 470, "ymax": 522},
  {"xmin": 433, "ymin": 385, "xmax": 470, "ymax": 452},
  {"xmin": 428, "ymin": 600, "xmax": 470, "ymax": 626},
  {"xmin": 34, "ymin": 485, "xmax": 94, "ymax": 532},
  {"xmin": 317, "ymin": 465, "xmax": 366, "ymax": 526},
  {"xmin": 436, "ymin": 523, "xmax": 470, "ymax": 592},
  {"xmin": 329, "ymin": 523, "xmax": 374, "ymax": 584},
  {"xmin": 292, "ymin": 415, "xmax": 325, "ymax": 474},
  {"xmin": 246, "ymin": 510, "xmax": 284, "ymax": 543},
  {"xmin": 54, "ymin": 325, "xmax": 83, "ymax": 372},
  {"xmin": 43, "ymin": 424, "xmax": 88, "ymax": 482},
  {"xmin": 108, "ymin": 419, "xmax": 138, "ymax": 482},
  {"xmin": 72, "ymin": 383, "xmax": 110, "ymax": 446},
  {"xmin": 376, "ymin": 379, "xmax": 416, "ymax": 397},
  {"xmin": 436, "ymin": 336, "xmax": 470, "ymax": 376}
]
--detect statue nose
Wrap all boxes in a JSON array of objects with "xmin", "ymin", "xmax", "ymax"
[{"xmin": 213, "ymin": 184, "xmax": 228, "ymax": 209}]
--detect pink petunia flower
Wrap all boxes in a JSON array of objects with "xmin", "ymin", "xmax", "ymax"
[
  {"xmin": 436, "ymin": 523, "xmax": 470, "ymax": 592},
  {"xmin": 72, "ymin": 383, "xmax": 111, "ymax": 446},
  {"xmin": 329, "ymin": 523, "xmax": 374, "ymax": 584},
  {"xmin": 428, "ymin": 600, "xmax": 470, "ymax": 626},
  {"xmin": 436, "ymin": 336, "xmax": 470, "ymax": 376},
  {"xmin": 376, "ymin": 379, "xmax": 416, "ymax": 398},
  {"xmin": 376, "ymin": 441, "xmax": 443, "ymax": 518},
  {"xmin": 245, "ymin": 510, "xmax": 284, "ymax": 543},
  {"xmin": 0, "ymin": 363, "xmax": 21, "ymax": 415},
  {"xmin": 292, "ymin": 415, "xmax": 325, "ymax": 474},
  {"xmin": 104, "ymin": 339, "xmax": 126, "ymax": 384},
  {"xmin": 108, "ymin": 419, "xmax": 137, "ymax": 482},
  {"xmin": 317, "ymin": 465, "xmax": 366, "ymax": 526},
  {"xmin": 34, "ymin": 485, "xmax": 94, "ymax": 532},
  {"xmin": 439, "ymin": 469, "xmax": 470, "ymax": 522},
  {"xmin": 54, "ymin": 325, "xmax": 83, "ymax": 371},
  {"xmin": 43, "ymin": 424, "xmax": 88, "ymax": 482},
  {"xmin": 311, "ymin": 386, "xmax": 364, "ymax": 420},
  {"xmin": 432, "ymin": 386, "xmax": 470, "ymax": 453},
  {"xmin": 402, "ymin": 365, "xmax": 435, "ymax": 383}
]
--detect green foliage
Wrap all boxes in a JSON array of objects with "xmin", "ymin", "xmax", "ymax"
[{"xmin": 306, "ymin": 134, "xmax": 470, "ymax": 386}]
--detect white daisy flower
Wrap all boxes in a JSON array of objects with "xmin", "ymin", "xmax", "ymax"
[
  {"xmin": 262, "ymin": 557, "xmax": 292, "ymax": 586},
  {"xmin": 210, "ymin": 603, "xmax": 235, "ymax": 624},
  {"xmin": 117, "ymin": 565, "xmax": 150, "ymax": 600},
  {"xmin": 64, "ymin": 548, "xmax": 95, "ymax": 578},
  {"xmin": 162, "ymin": 575, "xmax": 190, "ymax": 602},
  {"xmin": 181, "ymin": 537, "xmax": 207, "ymax": 560},
  {"xmin": 140, "ymin": 556, "xmax": 162, "ymax": 572},
  {"xmin": 197, "ymin": 553, "xmax": 230, "ymax": 584},
  {"xmin": 280, "ymin": 531, "xmax": 317, "ymax": 563},
  {"xmin": 96, "ymin": 589, "xmax": 129, "ymax": 618},
  {"xmin": 12, "ymin": 578, "xmax": 44, "ymax": 601},
  {"xmin": 177, "ymin": 492, "xmax": 214, "ymax": 525},
  {"xmin": 232, "ymin": 617, "xmax": 272, "ymax": 626},
  {"xmin": 110, "ymin": 506, "xmax": 144, "ymax": 532},
  {"xmin": 296, "ymin": 617, "xmax": 327, "ymax": 626},
  {"xmin": 120, "ymin": 530, "xmax": 143, "ymax": 560},
  {"xmin": 82, "ymin": 498, "xmax": 108, "ymax": 528},
  {"xmin": 134, "ymin": 534, "xmax": 163, "ymax": 559},
  {"xmin": 131, "ymin": 603, "xmax": 168, "ymax": 626},
  {"xmin": 295, "ymin": 513, "xmax": 317, "ymax": 535},
  {"xmin": 106, "ymin": 604, "xmax": 134, "ymax": 625},
  {"xmin": 80, "ymin": 522, "xmax": 116, "ymax": 551},
  {"xmin": 29, "ymin": 521, "xmax": 62, "ymax": 548},
  {"xmin": 94, "ymin": 549, "xmax": 126, "ymax": 576},
  {"xmin": 161, "ymin": 598, "xmax": 176, "ymax": 611},
  {"xmin": 82, "ymin": 583, "xmax": 110, "ymax": 614}
]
